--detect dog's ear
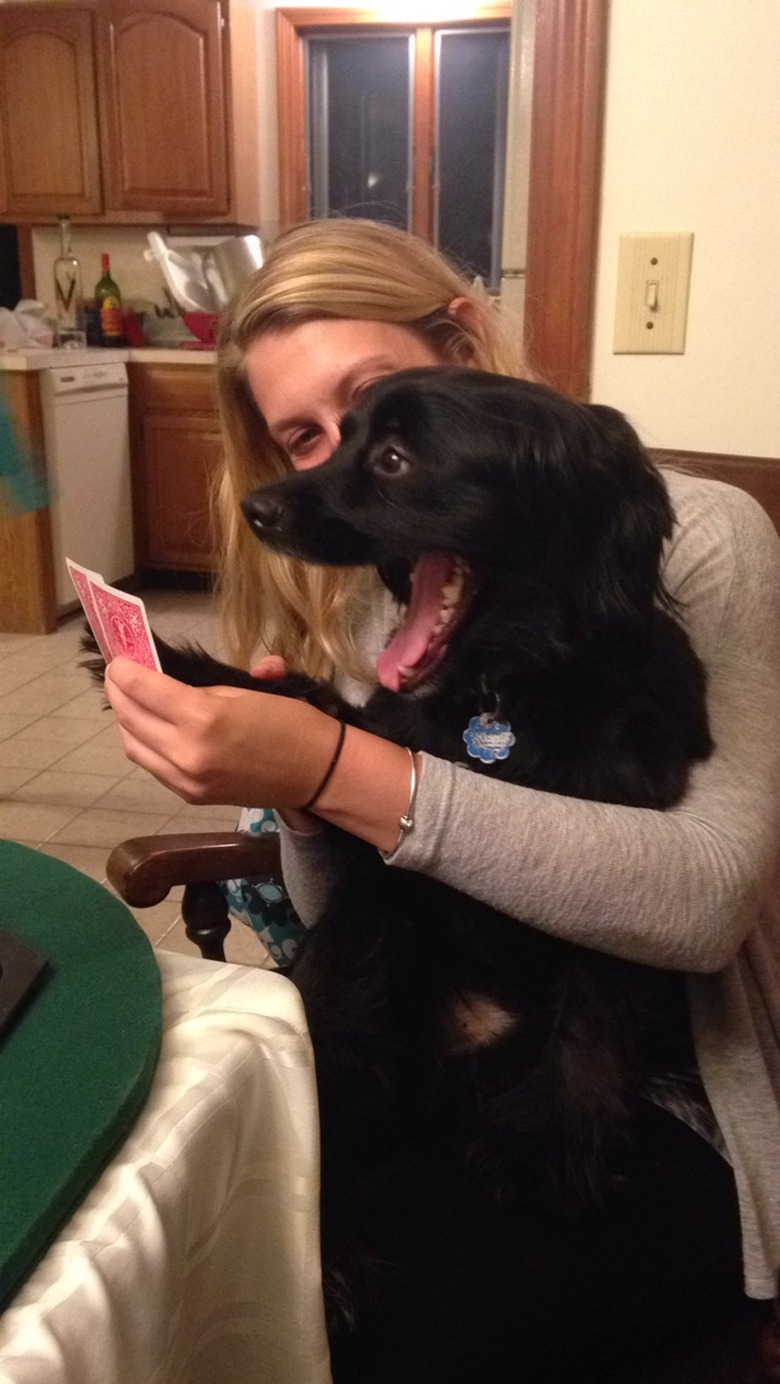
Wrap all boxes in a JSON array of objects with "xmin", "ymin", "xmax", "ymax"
[{"xmin": 573, "ymin": 403, "xmax": 674, "ymax": 629}]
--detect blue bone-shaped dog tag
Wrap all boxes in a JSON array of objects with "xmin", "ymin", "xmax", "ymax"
[{"xmin": 463, "ymin": 714, "xmax": 516, "ymax": 764}]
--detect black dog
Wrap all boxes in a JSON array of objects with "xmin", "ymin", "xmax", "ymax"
[{"xmin": 86, "ymin": 368, "xmax": 712, "ymax": 1331}]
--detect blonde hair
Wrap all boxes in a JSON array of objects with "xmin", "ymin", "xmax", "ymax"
[{"xmin": 215, "ymin": 218, "xmax": 528, "ymax": 678}]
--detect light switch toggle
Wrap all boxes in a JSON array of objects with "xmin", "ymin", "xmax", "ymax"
[{"xmin": 613, "ymin": 233, "xmax": 694, "ymax": 354}]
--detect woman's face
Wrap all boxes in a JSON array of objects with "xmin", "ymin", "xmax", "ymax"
[{"xmin": 244, "ymin": 318, "xmax": 446, "ymax": 471}]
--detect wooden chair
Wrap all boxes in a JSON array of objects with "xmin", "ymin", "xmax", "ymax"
[{"xmin": 107, "ymin": 829, "xmax": 282, "ymax": 962}]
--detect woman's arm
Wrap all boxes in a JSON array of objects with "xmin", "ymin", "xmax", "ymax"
[{"xmin": 277, "ymin": 476, "xmax": 780, "ymax": 969}]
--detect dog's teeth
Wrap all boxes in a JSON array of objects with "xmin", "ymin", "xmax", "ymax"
[{"xmin": 442, "ymin": 567, "xmax": 467, "ymax": 604}]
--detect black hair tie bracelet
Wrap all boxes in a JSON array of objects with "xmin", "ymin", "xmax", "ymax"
[{"xmin": 301, "ymin": 720, "xmax": 348, "ymax": 812}]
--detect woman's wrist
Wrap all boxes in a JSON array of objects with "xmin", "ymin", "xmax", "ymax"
[
  {"xmin": 308, "ymin": 723, "xmax": 419, "ymax": 856},
  {"xmin": 300, "ymin": 720, "xmax": 348, "ymax": 811},
  {"xmin": 276, "ymin": 715, "xmax": 346, "ymax": 834},
  {"xmin": 378, "ymin": 747, "xmax": 419, "ymax": 859},
  {"xmin": 276, "ymin": 806, "xmax": 323, "ymax": 834}
]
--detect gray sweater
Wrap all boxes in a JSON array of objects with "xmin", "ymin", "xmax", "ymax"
[{"xmin": 279, "ymin": 470, "xmax": 780, "ymax": 1298}]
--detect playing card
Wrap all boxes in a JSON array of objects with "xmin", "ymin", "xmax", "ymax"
[
  {"xmin": 91, "ymin": 582, "xmax": 162, "ymax": 671},
  {"xmin": 66, "ymin": 558, "xmax": 113, "ymax": 663}
]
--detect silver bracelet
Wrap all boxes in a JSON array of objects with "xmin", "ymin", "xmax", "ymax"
[{"xmin": 379, "ymin": 748, "xmax": 419, "ymax": 860}]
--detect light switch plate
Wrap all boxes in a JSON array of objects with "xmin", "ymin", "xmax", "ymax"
[{"xmin": 613, "ymin": 233, "xmax": 694, "ymax": 353}]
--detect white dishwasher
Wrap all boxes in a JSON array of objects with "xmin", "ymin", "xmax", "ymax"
[{"xmin": 40, "ymin": 361, "xmax": 133, "ymax": 613}]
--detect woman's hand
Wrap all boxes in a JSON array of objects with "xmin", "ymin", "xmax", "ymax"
[
  {"xmin": 105, "ymin": 657, "xmax": 419, "ymax": 855},
  {"xmin": 104, "ymin": 657, "xmax": 343, "ymax": 813}
]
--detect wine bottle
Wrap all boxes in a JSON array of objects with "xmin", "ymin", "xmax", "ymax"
[
  {"xmin": 95, "ymin": 252, "xmax": 124, "ymax": 346},
  {"xmin": 53, "ymin": 215, "xmax": 84, "ymax": 338}
]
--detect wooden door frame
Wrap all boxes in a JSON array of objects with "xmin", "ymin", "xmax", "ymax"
[
  {"xmin": 524, "ymin": 0, "xmax": 607, "ymax": 398},
  {"xmin": 277, "ymin": 0, "xmax": 608, "ymax": 401}
]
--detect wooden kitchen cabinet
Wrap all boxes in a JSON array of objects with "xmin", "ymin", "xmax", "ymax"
[
  {"xmin": 96, "ymin": 0, "xmax": 228, "ymax": 218},
  {"xmin": 0, "ymin": 7, "xmax": 102, "ymax": 218},
  {"xmin": 128, "ymin": 363, "xmax": 221, "ymax": 573},
  {"xmin": 0, "ymin": 0, "xmax": 260, "ymax": 225}
]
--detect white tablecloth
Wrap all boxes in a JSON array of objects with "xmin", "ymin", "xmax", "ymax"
[{"xmin": 0, "ymin": 953, "xmax": 332, "ymax": 1384}]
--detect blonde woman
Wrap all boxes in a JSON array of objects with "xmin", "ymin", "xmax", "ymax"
[{"xmin": 106, "ymin": 219, "xmax": 780, "ymax": 1383}]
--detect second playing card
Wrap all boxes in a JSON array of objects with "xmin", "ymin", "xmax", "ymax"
[
  {"xmin": 90, "ymin": 584, "xmax": 162, "ymax": 671},
  {"xmin": 66, "ymin": 559, "xmax": 113, "ymax": 664}
]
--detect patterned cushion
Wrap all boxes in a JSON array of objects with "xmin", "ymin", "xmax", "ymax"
[{"xmin": 219, "ymin": 809, "xmax": 308, "ymax": 969}]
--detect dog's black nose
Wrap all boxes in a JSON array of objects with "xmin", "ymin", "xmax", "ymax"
[{"xmin": 241, "ymin": 493, "xmax": 284, "ymax": 533}]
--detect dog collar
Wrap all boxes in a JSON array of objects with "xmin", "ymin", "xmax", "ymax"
[{"xmin": 463, "ymin": 713, "xmax": 516, "ymax": 764}]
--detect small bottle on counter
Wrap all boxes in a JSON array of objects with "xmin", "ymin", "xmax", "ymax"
[
  {"xmin": 95, "ymin": 253, "xmax": 124, "ymax": 346},
  {"xmin": 53, "ymin": 215, "xmax": 85, "ymax": 342}
]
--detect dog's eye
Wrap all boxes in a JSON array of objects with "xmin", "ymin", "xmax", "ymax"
[{"xmin": 372, "ymin": 446, "xmax": 410, "ymax": 478}]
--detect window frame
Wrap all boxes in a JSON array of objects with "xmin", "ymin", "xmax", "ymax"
[
  {"xmin": 276, "ymin": 0, "xmax": 608, "ymax": 400},
  {"xmin": 277, "ymin": 6, "xmax": 510, "ymax": 238}
]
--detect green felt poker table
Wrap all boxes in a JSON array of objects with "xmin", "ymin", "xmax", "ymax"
[{"xmin": 0, "ymin": 839, "xmax": 161, "ymax": 1306}]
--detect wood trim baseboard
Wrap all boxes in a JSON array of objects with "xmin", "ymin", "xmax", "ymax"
[
  {"xmin": 651, "ymin": 448, "xmax": 780, "ymax": 537},
  {"xmin": 651, "ymin": 448, "xmax": 780, "ymax": 468}
]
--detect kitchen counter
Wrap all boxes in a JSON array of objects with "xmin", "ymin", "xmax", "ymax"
[{"xmin": 0, "ymin": 347, "xmax": 216, "ymax": 371}]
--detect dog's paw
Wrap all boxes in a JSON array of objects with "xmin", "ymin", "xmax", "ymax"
[
  {"xmin": 464, "ymin": 1132, "xmax": 525, "ymax": 1206},
  {"xmin": 323, "ymin": 1247, "xmax": 396, "ymax": 1337},
  {"xmin": 79, "ymin": 622, "xmax": 110, "ymax": 700},
  {"xmin": 323, "ymin": 1264, "xmax": 363, "ymax": 1336}
]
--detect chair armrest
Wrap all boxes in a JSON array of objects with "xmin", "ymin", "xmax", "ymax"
[{"xmin": 107, "ymin": 832, "xmax": 282, "ymax": 909}]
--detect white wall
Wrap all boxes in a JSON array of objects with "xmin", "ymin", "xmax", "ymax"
[{"xmin": 590, "ymin": 0, "xmax": 780, "ymax": 457}]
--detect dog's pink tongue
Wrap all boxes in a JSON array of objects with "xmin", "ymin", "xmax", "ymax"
[{"xmin": 377, "ymin": 554, "xmax": 451, "ymax": 691}]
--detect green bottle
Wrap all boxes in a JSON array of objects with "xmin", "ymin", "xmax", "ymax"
[{"xmin": 95, "ymin": 252, "xmax": 123, "ymax": 346}]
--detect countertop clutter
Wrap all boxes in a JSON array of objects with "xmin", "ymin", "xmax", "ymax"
[{"xmin": 0, "ymin": 346, "xmax": 215, "ymax": 371}]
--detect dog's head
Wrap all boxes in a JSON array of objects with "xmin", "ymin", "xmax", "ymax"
[{"xmin": 242, "ymin": 368, "xmax": 674, "ymax": 693}]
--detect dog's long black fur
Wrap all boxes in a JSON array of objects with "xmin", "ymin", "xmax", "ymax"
[{"xmin": 85, "ymin": 368, "xmax": 713, "ymax": 1333}]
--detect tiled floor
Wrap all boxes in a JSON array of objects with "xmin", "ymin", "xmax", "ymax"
[{"xmin": 0, "ymin": 589, "xmax": 267, "ymax": 967}]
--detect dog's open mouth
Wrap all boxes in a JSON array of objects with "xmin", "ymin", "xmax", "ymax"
[{"xmin": 377, "ymin": 553, "xmax": 472, "ymax": 693}]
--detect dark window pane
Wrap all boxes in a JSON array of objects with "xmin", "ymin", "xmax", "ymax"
[
  {"xmin": 307, "ymin": 36, "xmax": 412, "ymax": 228},
  {"xmin": 436, "ymin": 30, "xmax": 510, "ymax": 285}
]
